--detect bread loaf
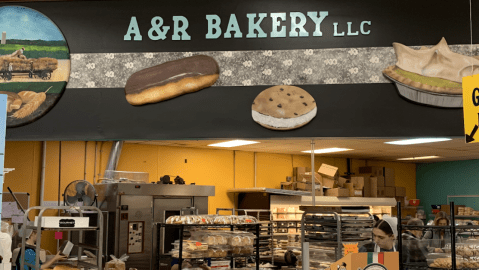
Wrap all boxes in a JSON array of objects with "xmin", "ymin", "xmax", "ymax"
[
  {"xmin": 18, "ymin": 91, "xmax": 38, "ymax": 104},
  {"xmin": 0, "ymin": 91, "xmax": 22, "ymax": 113}
]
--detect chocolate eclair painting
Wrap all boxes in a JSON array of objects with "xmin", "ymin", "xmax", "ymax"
[
  {"xmin": 125, "ymin": 55, "xmax": 219, "ymax": 105},
  {"xmin": 383, "ymin": 37, "xmax": 479, "ymax": 108}
]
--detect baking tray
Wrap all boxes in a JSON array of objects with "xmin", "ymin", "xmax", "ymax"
[
  {"xmin": 341, "ymin": 235, "xmax": 371, "ymax": 240},
  {"xmin": 341, "ymin": 223, "xmax": 373, "ymax": 228},
  {"xmin": 341, "ymin": 230, "xmax": 372, "ymax": 234},
  {"xmin": 384, "ymin": 72, "xmax": 463, "ymax": 108},
  {"xmin": 340, "ymin": 217, "xmax": 372, "ymax": 221},
  {"xmin": 341, "ymin": 219, "xmax": 373, "ymax": 223}
]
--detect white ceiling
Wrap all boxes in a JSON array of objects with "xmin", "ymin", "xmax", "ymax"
[{"xmin": 125, "ymin": 137, "xmax": 479, "ymax": 163}]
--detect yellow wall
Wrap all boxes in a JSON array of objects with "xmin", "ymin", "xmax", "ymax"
[{"xmin": 3, "ymin": 141, "xmax": 417, "ymax": 253}]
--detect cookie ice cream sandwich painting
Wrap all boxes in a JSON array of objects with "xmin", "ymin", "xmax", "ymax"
[
  {"xmin": 383, "ymin": 37, "xmax": 479, "ymax": 108},
  {"xmin": 0, "ymin": 6, "xmax": 70, "ymax": 127},
  {"xmin": 252, "ymin": 85, "xmax": 317, "ymax": 130}
]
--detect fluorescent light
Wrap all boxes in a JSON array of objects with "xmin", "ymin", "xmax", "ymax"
[
  {"xmin": 385, "ymin": 138, "xmax": 451, "ymax": 145},
  {"xmin": 397, "ymin": 156, "xmax": 440, "ymax": 161},
  {"xmin": 302, "ymin": 147, "xmax": 353, "ymax": 154},
  {"xmin": 208, "ymin": 140, "xmax": 259, "ymax": 147}
]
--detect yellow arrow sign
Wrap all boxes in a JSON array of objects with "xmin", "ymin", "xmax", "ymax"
[{"xmin": 463, "ymin": 75, "xmax": 479, "ymax": 143}]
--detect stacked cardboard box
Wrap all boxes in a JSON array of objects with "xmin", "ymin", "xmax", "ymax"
[
  {"xmin": 292, "ymin": 167, "xmax": 322, "ymax": 195},
  {"xmin": 291, "ymin": 164, "xmax": 349, "ymax": 197},
  {"xmin": 318, "ymin": 164, "xmax": 349, "ymax": 197},
  {"xmin": 290, "ymin": 164, "xmax": 410, "ymax": 200},
  {"xmin": 358, "ymin": 166, "xmax": 407, "ymax": 200}
]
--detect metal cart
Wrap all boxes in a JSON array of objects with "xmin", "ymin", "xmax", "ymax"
[{"xmin": 20, "ymin": 206, "xmax": 103, "ymax": 270}]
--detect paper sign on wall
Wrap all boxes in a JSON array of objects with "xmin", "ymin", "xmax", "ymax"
[{"xmin": 463, "ymin": 75, "xmax": 479, "ymax": 143}]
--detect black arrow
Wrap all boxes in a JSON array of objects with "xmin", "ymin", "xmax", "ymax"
[{"xmin": 466, "ymin": 125, "xmax": 478, "ymax": 143}]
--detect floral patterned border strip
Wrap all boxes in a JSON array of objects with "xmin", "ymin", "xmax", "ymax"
[{"xmin": 67, "ymin": 44, "xmax": 478, "ymax": 88}]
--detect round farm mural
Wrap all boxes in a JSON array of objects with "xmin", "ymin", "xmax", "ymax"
[{"xmin": 0, "ymin": 6, "xmax": 70, "ymax": 127}]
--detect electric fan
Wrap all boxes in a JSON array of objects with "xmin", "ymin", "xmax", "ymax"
[{"xmin": 63, "ymin": 180, "xmax": 97, "ymax": 207}]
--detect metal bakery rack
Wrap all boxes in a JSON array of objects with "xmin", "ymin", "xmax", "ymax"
[
  {"xmin": 237, "ymin": 209, "xmax": 274, "ymax": 265},
  {"xmin": 156, "ymin": 209, "xmax": 261, "ymax": 270},
  {"xmin": 299, "ymin": 206, "xmax": 374, "ymax": 270}
]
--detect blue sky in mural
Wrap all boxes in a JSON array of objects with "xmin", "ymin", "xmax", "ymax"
[{"xmin": 0, "ymin": 6, "xmax": 64, "ymax": 41}]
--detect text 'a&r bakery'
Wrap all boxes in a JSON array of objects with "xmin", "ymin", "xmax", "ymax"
[{"xmin": 124, "ymin": 12, "xmax": 372, "ymax": 41}]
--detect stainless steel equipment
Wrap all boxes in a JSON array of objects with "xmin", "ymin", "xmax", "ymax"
[{"xmin": 95, "ymin": 183, "xmax": 215, "ymax": 270}]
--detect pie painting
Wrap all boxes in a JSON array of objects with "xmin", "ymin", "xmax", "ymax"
[{"xmin": 383, "ymin": 37, "xmax": 479, "ymax": 108}]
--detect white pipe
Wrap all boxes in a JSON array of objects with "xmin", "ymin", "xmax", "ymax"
[
  {"xmin": 93, "ymin": 142, "xmax": 98, "ymax": 184},
  {"xmin": 254, "ymin": 152, "xmax": 256, "ymax": 187},
  {"xmin": 311, "ymin": 139, "xmax": 315, "ymax": 206},
  {"xmin": 84, "ymin": 141, "xmax": 87, "ymax": 180},
  {"xmin": 233, "ymin": 151, "xmax": 236, "ymax": 189},
  {"xmin": 104, "ymin": 141, "xmax": 123, "ymax": 179},
  {"xmin": 39, "ymin": 141, "xmax": 46, "ymax": 206}
]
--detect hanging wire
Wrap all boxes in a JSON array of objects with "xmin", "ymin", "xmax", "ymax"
[{"xmin": 471, "ymin": 0, "xmax": 474, "ymax": 75}]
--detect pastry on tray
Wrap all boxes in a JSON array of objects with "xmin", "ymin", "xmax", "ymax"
[{"xmin": 383, "ymin": 37, "xmax": 479, "ymax": 108}]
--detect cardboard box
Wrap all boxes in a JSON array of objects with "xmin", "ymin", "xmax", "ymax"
[
  {"xmin": 299, "ymin": 172, "xmax": 322, "ymax": 184},
  {"xmin": 295, "ymin": 182, "xmax": 321, "ymax": 191},
  {"xmin": 395, "ymin": 197, "xmax": 405, "ymax": 205},
  {"xmin": 370, "ymin": 177, "xmax": 378, "ymax": 198},
  {"xmin": 294, "ymin": 167, "xmax": 310, "ymax": 176},
  {"xmin": 325, "ymin": 188, "xmax": 349, "ymax": 197},
  {"xmin": 377, "ymin": 187, "xmax": 395, "ymax": 198},
  {"xmin": 344, "ymin": 183, "xmax": 354, "ymax": 196},
  {"xmin": 395, "ymin": 186, "xmax": 406, "ymax": 197},
  {"xmin": 377, "ymin": 175, "xmax": 385, "ymax": 187},
  {"xmin": 384, "ymin": 167, "xmax": 395, "ymax": 187},
  {"xmin": 363, "ymin": 176, "xmax": 372, "ymax": 197},
  {"xmin": 377, "ymin": 187, "xmax": 385, "ymax": 197},
  {"xmin": 322, "ymin": 176, "xmax": 337, "ymax": 189},
  {"xmin": 281, "ymin": 182, "xmax": 294, "ymax": 190},
  {"xmin": 353, "ymin": 189, "xmax": 363, "ymax": 197},
  {"xmin": 318, "ymin": 163, "xmax": 339, "ymax": 180},
  {"xmin": 338, "ymin": 177, "xmax": 348, "ymax": 188},
  {"xmin": 350, "ymin": 176, "xmax": 365, "ymax": 189},
  {"xmin": 441, "ymin": 204, "xmax": 465, "ymax": 215},
  {"xmin": 358, "ymin": 166, "xmax": 384, "ymax": 176},
  {"xmin": 326, "ymin": 251, "xmax": 399, "ymax": 270}
]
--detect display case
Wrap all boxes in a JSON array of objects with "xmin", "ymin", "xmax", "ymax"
[
  {"xmin": 20, "ymin": 206, "xmax": 103, "ymax": 270},
  {"xmin": 156, "ymin": 222, "xmax": 261, "ymax": 270},
  {"xmin": 398, "ymin": 201, "xmax": 479, "ymax": 270},
  {"xmin": 299, "ymin": 206, "xmax": 374, "ymax": 270}
]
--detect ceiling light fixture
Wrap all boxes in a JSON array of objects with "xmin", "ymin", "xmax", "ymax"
[
  {"xmin": 397, "ymin": 156, "xmax": 440, "ymax": 161},
  {"xmin": 208, "ymin": 140, "xmax": 260, "ymax": 147},
  {"xmin": 385, "ymin": 138, "xmax": 451, "ymax": 145},
  {"xmin": 302, "ymin": 147, "xmax": 353, "ymax": 154}
]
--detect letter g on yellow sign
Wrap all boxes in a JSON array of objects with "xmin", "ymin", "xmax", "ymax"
[{"xmin": 463, "ymin": 75, "xmax": 479, "ymax": 143}]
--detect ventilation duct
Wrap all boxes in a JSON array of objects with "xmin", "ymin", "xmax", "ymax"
[{"xmin": 104, "ymin": 141, "xmax": 123, "ymax": 180}]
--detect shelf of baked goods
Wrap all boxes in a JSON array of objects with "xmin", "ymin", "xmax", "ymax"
[
  {"xmin": 158, "ymin": 214, "xmax": 262, "ymax": 270},
  {"xmin": 163, "ymin": 214, "xmax": 259, "ymax": 226},
  {"xmin": 398, "ymin": 202, "xmax": 479, "ymax": 270}
]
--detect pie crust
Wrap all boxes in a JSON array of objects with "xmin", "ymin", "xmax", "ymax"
[{"xmin": 383, "ymin": 65, "xmax": 462, "ymax": 95}]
